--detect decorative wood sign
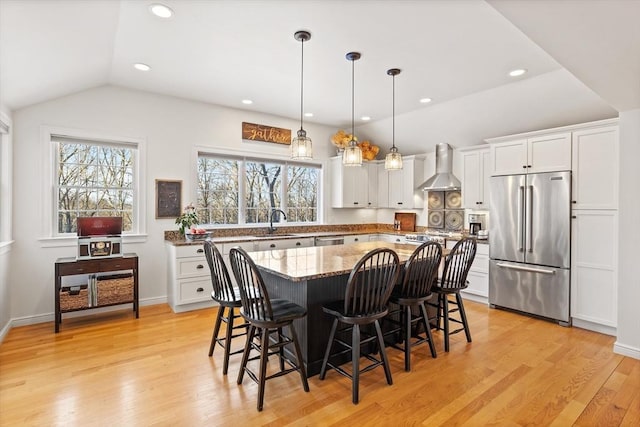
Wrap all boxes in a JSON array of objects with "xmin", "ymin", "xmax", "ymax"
[
  {"xmin": 155, "ymin": 179, "xmax": 182, "ymax": 218},
  {"xmin": 242, "ymin": 122, "xmax": 291, "ymax": 145}
]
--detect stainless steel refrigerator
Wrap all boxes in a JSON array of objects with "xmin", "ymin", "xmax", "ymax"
[{"xmin": 489, "ymin": 171, "xmax": 571, "ymax": 325}]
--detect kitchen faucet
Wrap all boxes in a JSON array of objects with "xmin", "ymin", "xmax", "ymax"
[{"xmin": 267, "ymin": 209, "xmax": 287, "ymax": 234}]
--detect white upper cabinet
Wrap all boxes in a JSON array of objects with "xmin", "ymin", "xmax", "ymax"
[
  {"xmin": 571, "ymin": 125, "xmax": 619, "ymax": 210},
  {"xmin": 460, "ymin": 146, "xmax": 490, "ymax": 209},
  {"xmin": 378, "ymin": 156, "xmax": 425, "ymax": 209},
  {"xmin": 489, "ymin": 132, "xmax": 571, "ymax": 176},
  {"xmin": 330, "ymin": 157, "xmax": 370, "ymax": 208}
]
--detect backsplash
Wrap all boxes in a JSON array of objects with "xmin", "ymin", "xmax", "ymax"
[{"xmin": 427, "ymin": 190, "xmax": 464, "ymax": 231}]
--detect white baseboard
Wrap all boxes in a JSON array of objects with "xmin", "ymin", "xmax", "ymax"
[
  {"xmin": 614, "ymin": 341, "xmax": 640, "ymax": 360},
  {"xmin": 461, "ymin": 292, "xmax": 488, "ymax": 305},
  {"xmin": 0, "ymin": 296, "xmax": 168, "ymax": 343},
  {"xmin": 571, "ymin": 317, "xmax": 617, "ymax": 337},
  {"xmin": 0, "ymin": 320, "xmax": 10, "ymax": 343}
]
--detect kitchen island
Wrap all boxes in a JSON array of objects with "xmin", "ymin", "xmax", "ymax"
[{"xmin": 248, "ymin": 241, "xmax": 419, "ymax": 376}]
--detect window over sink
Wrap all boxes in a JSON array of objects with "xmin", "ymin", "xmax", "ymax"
[{"xmin": 196, "ymin": 152, "xmax": 321, "ymax": 226}]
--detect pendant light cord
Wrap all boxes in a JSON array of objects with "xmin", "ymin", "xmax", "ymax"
[
  {"xmin": 351, "ymin": 58, "xmax": 355, "ymax": 143},
  {"xmin": 300, "ymin": 37, "xmax": 304, "ymax": 131},
  {"xmin": 392, "ymin": 73, "xmax": 395, "ymax": 149}
]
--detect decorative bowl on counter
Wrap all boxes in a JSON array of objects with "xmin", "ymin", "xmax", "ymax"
[{"xmin": 185, "ymin": 231, "xmax": 212, "ymax": 241}]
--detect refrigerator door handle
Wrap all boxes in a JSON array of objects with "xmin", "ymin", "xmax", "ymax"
[
  {"xmin": 495, "ymin": 262, "xmax": 556, "ymax": 275},
  {"xmin": 518, "ymin": 185, "xmax": 524, "ymax": 252},
  {"xmin": 527, "ymin": 185, "xmax": 533, "ymax": 253}
]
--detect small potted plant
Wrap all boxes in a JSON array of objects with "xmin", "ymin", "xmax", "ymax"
[{"xmin": 175, "ymin": 204, "xmax": 199, "ymax": 236}]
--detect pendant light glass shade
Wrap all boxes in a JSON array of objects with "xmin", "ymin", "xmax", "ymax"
[
  {"xmin": 343, "ymin": 52, "xmax": 362, "ymax": 167},
  {"xmin": 385, "ymin": 68, "xmax": 403, "ymax": 170},
  {"xmin": 291, "ymin": 30, "xmax": 312, "ymax": 160}
]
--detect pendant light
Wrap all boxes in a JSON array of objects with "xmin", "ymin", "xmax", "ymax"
[
  {"xmin": 291, "ymin": 30, "xmax": 312, "ymax": 160},
  {"xmin": 342, "ymin": 52, "xmax": 363, "ymax": 167},
  {"xmin": 384, "ymin": 68, "xmax": 403, "ymax": 170}
]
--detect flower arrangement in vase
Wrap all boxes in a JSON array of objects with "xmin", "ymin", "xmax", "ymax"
[{"xmin": 175, "ymin": 203, "xmax": 199, "ymax": 235}]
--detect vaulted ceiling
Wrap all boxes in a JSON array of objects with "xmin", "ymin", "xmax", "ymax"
[{"xmin": 1, "ymin": 0, "xmax": 637, "ymax": 154}]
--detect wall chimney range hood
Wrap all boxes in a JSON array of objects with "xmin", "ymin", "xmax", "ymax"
[{"xmin": 418, "ymin": 143, "xmax": 461, "ymax": 191}]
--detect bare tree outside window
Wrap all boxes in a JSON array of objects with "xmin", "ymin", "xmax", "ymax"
[
  {"xmin": 287, "ymin": 165, "xmax": 318, "ymax": 222},
  {"xmin": 196, "ymin": 154, "xmax": 320, "ymax": 226},
  {"xmin": 57, "ymin": 141, "xmax": 134, "ymax": 234},
  {"xmin": 245, "ymin": 161, "xmax": 282, "ymax": 223},
  {"xmin": 196, "ymin": 157, "xmax": 239, "ymax": 224}
]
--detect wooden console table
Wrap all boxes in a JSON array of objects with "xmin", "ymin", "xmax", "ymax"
[{"xmin": 54, "ymin": 253, "xmax": 139, "ymax": 332}]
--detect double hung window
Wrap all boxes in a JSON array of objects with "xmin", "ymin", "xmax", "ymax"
[
  {"xmin": 53, "ymin": 136, "xmax": 138, "ymax": 235},
  {"xmin": 196, "ymin": 153, "xmax": 320, "ymax": 226}
]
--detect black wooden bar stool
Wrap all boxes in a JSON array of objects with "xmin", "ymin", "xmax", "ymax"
[
  {"xmin": 229, "ymin": 246, "xmax": 309, "ymax": 411},
  {"xmin": 385, "ymin": 241, "xmax": 442, "ymax": 371},
  {"xmin": 428, "ymin": 238, "xmax": 477, "ymax": 352},
  {"xmin": 203, "ymin": 240, "xmax": 247, "ymax": 375},
  {"xmin": 319, "ymin": 248, "xmax": 400, "ymax": 404}
]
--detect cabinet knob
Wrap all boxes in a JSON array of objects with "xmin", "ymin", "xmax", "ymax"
[
  {"xmin": 196, "ymin": 287, "xmax": 204, "ymax": 292},
  {"xmin": 527, "ymin": 165, "xmax": 532, "ymax": 168},
  {"xmin": 571, "ymin": 215, "xmax": 577, "ymax": 219},
  {"xmin": 270, "ymin": 243, "xmax": 276, "ymax": 248},
  {"xmin": 353, "ymin": 202, "xmax": 359, "ymax": 205},
  {"xmin": 196, "ymin": 264, "xmax": 204, "ymax": 269},
  {"xmin": 522, "ymin": 165, "xmax": 527, "ymax": 169},
  {"xmin": 354, "ymin": 238, "xmax": 359, "ymax": 242},
  {"xmin": 296, "ymin": 242, "xmax": 301, "ymax": 246},
  {"xmin": 571, "ymin": 200, "xmax": 577, "ymax": 204},
  {"xmin": 196, "ymin": 248, "xmax": 204, "ymax": 253},
  {"xmin": 397, "ymin": 202, "xmax": 403, "ymax": 205},
  {"xmin": 476, "ymin": 201, "xmax": 481, "ymax": 205}
]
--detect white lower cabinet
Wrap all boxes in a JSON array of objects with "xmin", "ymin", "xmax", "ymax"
[
  {"xmin": 167, "ymin": 243, "xmax": 216, "ymax": 313},
  {"xmin": 571, "ymin": 210, "xmax": 618, "ymax": 334},
  {"xmin": 256, "ymin": 237, "xmax": 314, "ymax": 251},
  {"xmin": 446, "ymin": 240, "xmax": 489, "ymax": 304},
  {"xmin": 343, "ymin": 234, "xmax": 370, "ymax": 244}
]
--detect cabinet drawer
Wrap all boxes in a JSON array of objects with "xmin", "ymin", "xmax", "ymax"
[
  {"xmin": 179, "ymin": 278, "xmax": 211, "ymax": 304},
  {"xmin": 57, "ymin": 257, "xmax": 136, "ymax": 276},
  {"xmin": 175, "ymin": 244, "xmax": 206, "ymax": 258},
  {"xmin": 177, "ymin": 258, "xmax": 208, "ymax": 277},
  {"xmin": 470, "ymin": 253, "xmax": 489, "ymax": 273}
]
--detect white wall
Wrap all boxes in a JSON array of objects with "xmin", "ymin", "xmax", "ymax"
[
  {"xmin": 0, "ymin": 106, "xmax": 13, "ymax": 338},
  {"xmin": 8, "ymin": 85, "xmax": 363, "ymax": 324},
  {"xmin": 615, "ymin": 109, "xmax": 640, "ymax": 359}
]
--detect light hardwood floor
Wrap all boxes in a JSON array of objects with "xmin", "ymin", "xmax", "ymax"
[{"xmin": 1, "ymin": 302, "xmax": 638, "ymax": 426}]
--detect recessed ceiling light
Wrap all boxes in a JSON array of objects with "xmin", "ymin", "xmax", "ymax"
[
  {"xmin": 241, "ymin": 99, "xmax": 253, "ymax": 105},
  {"xmin": 509, "ymin": 68, "xmax": 527, "ymax": 77},
  {"xmin": 150, "ymin": 3, "xmax": 173, "ymax": 18},
  {"xmin": 133, "ymin": 63, "xmax": 151, "ymax": 71},
  {"xmin": 419, "ymin": 98, "xmax": 432, "ymax": 104},
  {"xmin": 304, "ymin": 112, "xmax": 313, "ymax": 117},
  {"xmin": 361, "ymin": 116, "xmax": 371, "ymax": 121}
]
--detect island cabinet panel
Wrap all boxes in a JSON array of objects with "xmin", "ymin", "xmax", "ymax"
[{"xmin": 260, "ymin": 270, "xmax": 352, "ymax": 376}]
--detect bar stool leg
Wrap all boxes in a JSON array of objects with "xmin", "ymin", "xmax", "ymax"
[
  {"xmin": 419, "ymin": 303, "xmax": 437, "ymax": 358},
  {"xmin": 456, "ymin": 293, "xmax": 472, "ymax": 343},
  {"xmin": 257, "ymin": 327, "xmax": 270, "ymax": 411},
  {"xmin": 374, "ymin": 320, "xmax": 393, "ymax": 385},
  {"xmin": 222, "ymin": 307, "xmax": 234, "ymax": 375},
  {"xmin": 352, "ymin": 324, "xmax": 361, "ymax": 404},
  {"xmin": 237, "ymin": 325, "xmax": 256, "ymax": 385},
  {"xmin": 404, "ymin": 305, "xmax": 412, "ymax": 371},
  {"xmin": 209, "ymin": 305, "xmax": 225, "ymax": 357},
  {"xmin": 319, "ymin": 319, "xmax": 339, "ymax": 380},
  {"xmin": 288, "ymin": 322, "xmax": 310, "ymax": 392},
  {"xmin": 443, "ymin": 295, "xmax": 450, "ymax": 352}
]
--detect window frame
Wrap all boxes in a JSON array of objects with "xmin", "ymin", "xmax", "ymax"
[
  {"xmin": 40, "ymin": 126, "xmax": 147, "ymax": 247},
  {"xmin": 193, "ymin": 146, "xmax": 323, "ymax": 228}
]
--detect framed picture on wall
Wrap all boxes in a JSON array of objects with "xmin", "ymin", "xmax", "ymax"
[{"xmin": 155, "ymin": 179, "xmax": 182, "ymax": 218}]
